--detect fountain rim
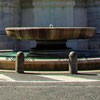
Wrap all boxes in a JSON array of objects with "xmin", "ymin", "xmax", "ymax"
[
  {"xmin": 5, "ymin": 26, "xmax": 96, "ymax": 40},
  {"xmin": 5, "ymin": 27, "xmax": 96, "ymax": 30}
]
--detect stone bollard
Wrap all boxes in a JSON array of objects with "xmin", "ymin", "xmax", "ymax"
[
  {"xmin": 15, "ymin": 51, "xmax": 24, "ymax": 73},
  {"xmin": 68, "ymin": 51, "xmax": 78, "ymax": 74}
]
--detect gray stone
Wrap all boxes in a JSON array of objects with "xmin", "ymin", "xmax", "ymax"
[
  {"xmin": 69, "ymin": 51, "xmax": 78, "ymax": 74},
  {"xmin": 15, "ymin": 51, "xmax": 24, "ymax": 73}
]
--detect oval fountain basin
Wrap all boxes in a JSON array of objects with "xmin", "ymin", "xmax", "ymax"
[{"xmin": 5, "ymin": 27, "xmax": 96, "ymax": 40}]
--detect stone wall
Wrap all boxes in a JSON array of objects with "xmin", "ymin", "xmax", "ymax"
[
  {"xmin": 74, "ymin": 0, "xmax": 87, "ymax": 26},
  {"xmin": 70, "ymin": 0, "xmax": 89, "ymax": 50},
  {"xmin": 0, "ymin": 0, "xmax": 20, "ymax": 50},
  {"xmin": 21, "ymin": 0, "xmax": 75, "ymax": 27},
  {"xmin": 21, "ymin": 0, "xmax": 87, "ymax": 27},
  {"xmin": 87, "ymin": 0, "xmax": 100, "ymax": 50},
  {"xmin": 87, "ymin": 0, "xmax": 100, "ymax": 33}
]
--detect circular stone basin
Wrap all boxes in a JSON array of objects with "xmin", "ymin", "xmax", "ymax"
[{"xmin": 5, "ymin": 27, "xmax": 96, "ymax": 40}]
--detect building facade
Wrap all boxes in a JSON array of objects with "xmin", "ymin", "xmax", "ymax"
[{"xmin": 0, "ymin": 0, "xmax": 100, "ymax": 50}]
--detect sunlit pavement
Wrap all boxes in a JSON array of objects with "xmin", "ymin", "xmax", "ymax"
[{"xmin": 0, "ymin": 70, "xmax": 100, "ymax": 100}]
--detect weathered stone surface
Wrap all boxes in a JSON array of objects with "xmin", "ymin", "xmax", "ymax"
[
  {"xmin": 15, "ymin": 51, "xmax": 24, "ymax": 73},
  {"xmin": 69, "ymin": 51, "xmax": 78, "ymax": 74},
  {"xmin": 67, "ymin": 39, "xmax": 89, "ymax": 50},
  {"xmin": 0, "ymin": 35, "xmax": 15, "ymax": 49},
  {"xmin": 87, "ymin": 0, "xmax": 100, "ymax": 50},
  {"xmin": 5, "ymin": 27, "xmax": 96, "ymax": 40},
  {"xmin": 0, "ymin": 0, "xmax": 20, "ymax": 50},
  {"xmin": 0, "ymin": 0, "xmax": 20, "ymax": 32}
]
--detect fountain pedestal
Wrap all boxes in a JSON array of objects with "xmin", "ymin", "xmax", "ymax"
[{"xmin": 28, "ymin": 40, "xmax": 70, "ymax": 58}]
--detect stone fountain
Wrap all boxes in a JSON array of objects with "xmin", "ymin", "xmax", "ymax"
[{"xmin": 5, "ymin": 26, "xmax": 96, "ymax": 58}]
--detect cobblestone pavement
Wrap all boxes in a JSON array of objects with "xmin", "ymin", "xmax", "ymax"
[{"xmin": 0, "ymin": 71, "xmax": 100, "ymax": 100}]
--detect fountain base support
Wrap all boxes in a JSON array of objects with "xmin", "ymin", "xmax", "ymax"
[{"xmin": 27, "ymin": 40, "xmax": 72, "ymax": 58}]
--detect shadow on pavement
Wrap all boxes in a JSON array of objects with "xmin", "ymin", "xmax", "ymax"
[{"xmin": 77, "ymin": 73, "xmax": 97, "ymax": 76}]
